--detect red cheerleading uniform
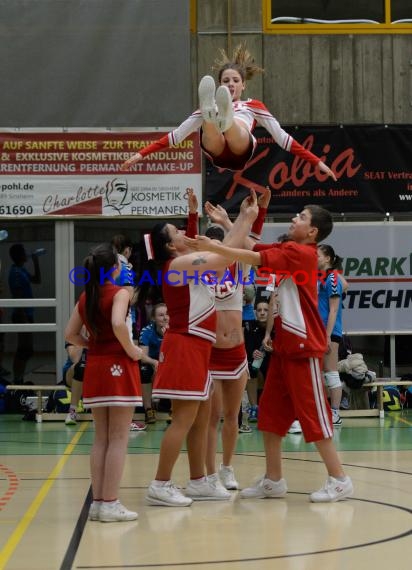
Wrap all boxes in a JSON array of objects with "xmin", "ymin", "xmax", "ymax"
[
  {"xmin": 137, "ymin": 99, "xmax": 322, "ymax": 172},
  {"xmin": 78, "ymin": 283, "xmax": 142, "ymax": 408},
  {"xmin": 253, "ymin": 241, "xmax": 332, "ymax": 442},
  {"xmin": 153, "ymin": 260, "xmax": 217, "ymax": 401}
]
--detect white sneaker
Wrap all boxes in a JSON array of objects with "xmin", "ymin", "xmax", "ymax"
[
  {"xmin": 99, "ymin": 500, "xmax": 138, "ymax": 522},
  {"xmin": 219, "ymin": 464, "xmax": 239, "ymax": 490},
  {"xmin": 198, "ymin": 75, "xmax": 217, "ymax": 122},
  {"xmin": 310, "ymin": 476, "xmax": 353, "ymax": 503},
  {"xmin": 130, "ymin": 421, "xmax": 147, "ymax": 431},
  {"xmin": 288, "ymin": 420, "xmax": 302, "ymax": 434},
  {"xmin": 65, "ymin": 409, "xmax": 78, "ymax": 425},
  {"xmin": 186, "ymin": 475, "xmax": 231, "ymax": 501},
  {"xmin": 88, "ymin": 501, "xmax": 101, "ymax": 521},
  {"xmin": 215, "ymin": 85, "xmax": 234, "ymax": 132},
  {"xmin": 146, "ymin": 480, "xmax": 193, "ymax": 507},
  {"xmin": 240, "ymin": 476, "xmax": 287, "ymax": 499},
  {"xmin": 332, "ymin": 409, "xmax": 343, "ymax": 426}
]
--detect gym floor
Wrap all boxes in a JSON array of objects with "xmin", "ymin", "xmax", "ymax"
[{"xmin": 0, "ymin": 411, "xmax": 411, "ymax": 570}]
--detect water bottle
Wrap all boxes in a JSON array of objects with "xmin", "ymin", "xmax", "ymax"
[
  {"xmin": 32, "ymin": 248, "xmax": 47, "ymax": 256},
  {"xmin": 251, "ymin": 345, "xmax": 265, "ymax": 371},
  {"xmin": 0, "ymin": 230, "xmax": 8, "ymax": 241}
]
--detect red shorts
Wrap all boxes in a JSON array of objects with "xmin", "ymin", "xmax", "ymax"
[
  {"xmin": 257, "ymin": 353, "xmax": 332, "ymax": 443},
  {"xmin": 201, "ymin": 133, "xmax": 256, "ymax": 171},
  {"xmin": 83, "ymin": 353, "xmax": 142, "ymax": 408},
  {"xmin": 209, "ymin": 344, "xmax": 248, "ymax": 380},
  {"xmin": 153, "ymin": 333, "xmax": 213, "ymax": 401}
]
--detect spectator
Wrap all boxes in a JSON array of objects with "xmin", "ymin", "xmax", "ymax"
[
  {"xmin": 8, "ymin": 244, "xmax": 42, "ymax": 384},
  {"xmin": 138, "ymin": 303, "xmax": 169, "ymax": 424}
]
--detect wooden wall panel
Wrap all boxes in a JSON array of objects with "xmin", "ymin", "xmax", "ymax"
[
  {"xmin": 195, "ymin": 2, "xmax": 412, "ymax": 124},
  {"xmin": 392, "ymin": 36, "xmax": 412, "ymax": 123}
]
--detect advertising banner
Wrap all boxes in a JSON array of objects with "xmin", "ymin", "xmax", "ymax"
[
  {"xmin": 206, "ymin": 125, "xmax": 412, "ymax": 214},
  {"xmin": 0, "ymin": 130, "xmax": 201, "ymax": 217},
  {"xmin": 262, "ymin": 223, "xmax": 412, "ymax": 334}
]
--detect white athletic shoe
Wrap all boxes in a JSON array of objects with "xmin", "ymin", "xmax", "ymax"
[
  {"xmin": 215, "ymin": 85, "xmax": 234, "ymax": 132},
  {"xmin": 240, "ymin": 476, "xmax": 287, "ymax": 499},
  {"xmin": 218, "ymin": 464, "xmax": 239, "ymax": 490},
  {"xmin": 88, "ymin": 501, "xmax": 101, "ymax": 521},
  {"xmin": 288, "ymin": 420, "xmax": 302, "ymax": 434},
  {"xmin": 65, "ymin": 409, "xmax": 78, "ymax": 425},
  {"xmin": 332, "ymin": 409, "xmax": 343, "ymax": 426},
  {"xmin": 146, "ymin": 480, "xmax": 193, "ymax": 507},
  {"xmin": 310, "ymin": 476, "xmax": 353, "ymax": 503},
  {"xmin": 99, "ymin": 500, "xmax": 138, "ymax": 522},
  {"xmin": 186, "ymin": 475, "xmax": 231, "ymax": 501},
  {"xmin": 198, "ymin": 75, "xmax": 217, "ymax": 122}
]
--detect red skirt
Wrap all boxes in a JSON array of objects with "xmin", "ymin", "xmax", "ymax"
[
  {"xmin": 209, "ymin": 344, "xmax": 248, "ymax": 380},
  {"xmin": 83, "ymin": 353, "xmax": 142, "ymax": 408},
  {"xmin": 153, "ymin": 333, "xmax": 212, "ymax": 400}
]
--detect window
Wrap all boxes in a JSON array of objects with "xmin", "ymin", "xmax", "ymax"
[{"xmin": 264, "ymin": 1, "xmax": 412, "ymax": 33}]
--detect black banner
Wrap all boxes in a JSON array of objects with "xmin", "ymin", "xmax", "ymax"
[{"xmin": 205, "ymin": 125, "xmax": 412, "ymax": 214}]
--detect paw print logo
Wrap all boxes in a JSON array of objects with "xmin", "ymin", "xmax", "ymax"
[{"xmin": 110, "ymin": 364, "xmax": 123, "ymax": 377}]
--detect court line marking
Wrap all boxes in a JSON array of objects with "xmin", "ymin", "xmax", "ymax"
[{"xmin": 0, "ymin": 422, "xmax": 89, "ymax": 569}]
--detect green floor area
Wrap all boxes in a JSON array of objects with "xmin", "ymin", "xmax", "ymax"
[{"xmin": 1, "ymin": 410, "xmax": 412, "ymax": 456}]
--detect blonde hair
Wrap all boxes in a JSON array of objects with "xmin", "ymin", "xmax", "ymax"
[{"xmin": 213, "ymin": 43, "xmax": 264, "ymax": 82}]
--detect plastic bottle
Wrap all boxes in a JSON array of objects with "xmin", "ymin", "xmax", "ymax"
[
  {"xmin": 0, "ymin": 229, "xmax": 8, "ymax": 241},
  {"xmin": 251, "ymin": 345, "xmax": 265, "ymax": 371}
]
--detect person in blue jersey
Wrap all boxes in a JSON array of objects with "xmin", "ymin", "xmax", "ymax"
[
  {"xmin": 138, "ymin": 303, "xmax": 169, "ymax": 424},
  {"xmin": 317, "ymin": 244, "xmax": 346, "ymax": 427}
]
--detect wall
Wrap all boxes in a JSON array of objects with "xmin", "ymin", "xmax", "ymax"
[{"xmin": 196, "ymin": 0, "xmax": 412, "ymax": 124}]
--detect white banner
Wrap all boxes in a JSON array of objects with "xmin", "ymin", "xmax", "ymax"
[
  {"xmin": 262, "ymin": 222, "xmax": 412, "ymax": 334},
  {"xmin": 0, "ymin": 130, "xmax": 202, "ymax": 217}
]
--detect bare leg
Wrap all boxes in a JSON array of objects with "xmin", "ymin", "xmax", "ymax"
[
  {"xmin": 90, "ymin": 407, "xmax": 109, "ymax": 500},
  {"xmin": 221, "ymin": 372, "xmax": 247, "ymax": 466},
  {"xmin": 201, "ymin": 119, "xmax": 251, "ymax": 157},
  {"xmin": 155, "ymin": 399, "xmax": 200, "ymax": 481},
  {"xmin": 206, "ymin": 383, "xmax": 222, "ymax": 475},
  {"xmin": 324, "ymin": 342, "xmax": 342, "ymax": 410},
  {"xmin": 100, "ymin": 407, "xmax": 134, "ymax": 500},
  {"xmin": 70, "ymin": 379, "xmax": 83, "ymax": 409},
  {"xmin": 246, "ymin": 375, "xmax": 258, "ymax": 407},
  {"xmin": 187, "ymin": 398, "xmax": 211, "ymax": 479},
  {"xmin": 314, "ymin": 438, "xmax": 345, "ymax": 478}
]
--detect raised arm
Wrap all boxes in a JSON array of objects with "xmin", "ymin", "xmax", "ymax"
[{"xmin": 182, "ymin": 236, "xmax": 261, "ymax": 269}]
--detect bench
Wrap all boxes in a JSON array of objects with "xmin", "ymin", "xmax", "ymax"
[
  {"xmin": 340, "ymin": 379, "xmax": 412, "ymax": 418},
  {"xmin": 6, "ymin": 384, "xmax": 54, "ymax": 423},
  {"xmin": 5, "ymin": 384, "xmax": 170, "ymax": 423}
]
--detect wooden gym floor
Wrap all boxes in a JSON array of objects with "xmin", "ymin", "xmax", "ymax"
[{"xmin": 0, "ymin": 411, "xmax": 411, "ymax": 570}]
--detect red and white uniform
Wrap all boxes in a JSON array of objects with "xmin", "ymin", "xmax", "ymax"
[
  {"xmin": 137, "ymin": 100, "xmax": 321, "ymax": 171},
  {"xmin": 78, "ymin": 284, "xmax": 142, "ymax": 408},
  {"xmin": 209, "ymin": 261, "xmax": 248, "ymax": 380},
  {"xmin": 153, "ymin": 260, "xmax": 217, "ymax": 400},
  {"xmin": 253, "ymin": 241, "xmax": 332, "ymax": 442}
]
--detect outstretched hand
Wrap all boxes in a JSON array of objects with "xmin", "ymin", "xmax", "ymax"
[
  {"xmin": 318, "ymin": 161, "xmax": 337, "ymax": 181},
  {"xmin": 204, "ymin": 201, "xmax": 230, "ymax": 227},
  {"xmin": 183, "ymin": 235, "xmax": 219, "ymax": 253},
  {"xmin": 120, "ymin": 152, "xmax": 143, "ymax": 171},
  {"xmin": 257, "ymin": 187, "xmax": 272, "ymax": 209},
  {"xmin": 239, "ymin": 189, "xmax": 258, "ymax": 221},
  {"xmin": 187, "ymin": 188, "xmax": 198, "ymax": 213}
]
